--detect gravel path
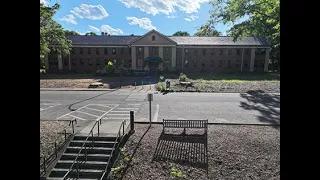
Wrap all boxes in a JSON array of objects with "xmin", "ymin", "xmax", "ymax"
[
  {"xmin": 169, "ymin": 80, "xmax": 280, "ymax": 93},
  {"xmin": 121, "ymin": 124, "xmax": 280, "ymax": 180}
]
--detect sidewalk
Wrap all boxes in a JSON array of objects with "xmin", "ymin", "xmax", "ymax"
[{"xmin": 40, "ymin": 88, "xmax": 116, "ymax": 91}]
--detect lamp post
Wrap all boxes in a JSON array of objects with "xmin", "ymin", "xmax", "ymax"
[{"xmin": 114, "ymin": 59, "xmax": 122, "ymax": 88}]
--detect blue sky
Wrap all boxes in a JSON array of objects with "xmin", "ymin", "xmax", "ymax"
[{"xmin": 41, "ymin": 0, "xmax": 245, "ymax": 36}]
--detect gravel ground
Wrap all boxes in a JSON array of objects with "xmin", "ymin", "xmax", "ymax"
[
  {"xmin": 120, "ymin": 124, "xmax": 280, "ymax": 180},
  {"xmin": 168, "ymin": 79, "xmax": 280, "ymax": 93},
  {"xmin": 40, "ymin": 120, "xmax": 93, "ymax": 162},
  {"xmin": 40, "ymin": 120, "xmax": 70, "ymax": 161},
  {"xmin": 40, "ymin": 79, "xmax": 109, "ymax": 88}
]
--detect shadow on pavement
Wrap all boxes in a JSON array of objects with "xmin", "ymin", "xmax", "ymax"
[{"xmin": 240, "ymin": 91, "xmax": 280, "ymax": 127}]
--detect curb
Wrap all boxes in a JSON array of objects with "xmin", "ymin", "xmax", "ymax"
[
  {"xmin": 40, "ymin": 88, "xmax": 116, "ymax": 91},
  {"xmin": 134, "ymin": 121, "xmax": 280, "ymax": 126}
]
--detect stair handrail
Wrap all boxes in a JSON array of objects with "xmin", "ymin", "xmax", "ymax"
[
  {"xmin": 40, "ymin": 118, "xmax": 77, "ymax": 177},
  {"xmin": 62, "ymin": 118, "xmax": 102, "ymax": 179},
  {"xmin": 99, "ymin": 119, "xmax": 127, "ymax": 180}
]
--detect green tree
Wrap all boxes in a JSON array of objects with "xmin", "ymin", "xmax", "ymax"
[
  {"xmin": 65, "ymin": 30, "xmax": 80, "ymax": 36},
  {"xmin": 194, "ymin": 23, "xmax": 221, "ymax": 36},
  {"xmin": 85, "ymin": 32, "xmax": 98, "ymax": 36},
  {"xmin": 208, "ymin": 0, "xmax": 280, "ymax": 71},
  {"xmin": 172, "ymin": 31, "xmax": 190, "ymax": 36},
  {"xmin": 40, "ymin": 3, "xmax": 72, "ymax": 59}
]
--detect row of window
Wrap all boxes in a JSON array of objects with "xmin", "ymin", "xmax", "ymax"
[
  {"xmin": 68, "ymin": 48, "xmax": 130, "ymax": 55},
  {"xmin": 178, "ymin": 48, "xmax": 266, "ymax": 56},
  {"xmin": 183, "ymin": 59, "xmax": 264, "ymax": 68},
  {"xmin": 49, "ymin": 58, "xmax": 132, "ymax": 66}
]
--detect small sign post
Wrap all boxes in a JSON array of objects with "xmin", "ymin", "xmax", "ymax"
[{"xmin": 147, "ymin": 93, "xmax": 153, "ymax": 125}]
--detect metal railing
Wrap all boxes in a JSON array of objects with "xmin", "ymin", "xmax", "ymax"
[
  {"xmin": 62, "ymin": 118, "xmax": 102, "ymax": 179},
  {"xmin": 99, "ymin": 119, "xmax": 127, "ymax": 180},
  {"xmin": 40, "ymin": 119, "xmax": 77, "ymax": 177}
]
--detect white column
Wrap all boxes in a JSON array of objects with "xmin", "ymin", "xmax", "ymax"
[
  {"xmin": 249, "ymin": 48, "xmax": 255, "ymax": 72},
  {"xmin": 264, "ymin": 48, "xmax": 270, "ymax": 72},
  {"xmin": 131, "ymin": 46, "xmax": 136, "ymax": 70},
  {"xmin": 171, "ymin": 47, "xmax": 176, "ymax": 70},
  {"xmin": 159, "ymin": 46, "xmax": 163, "ymax": 70},
  {"xmin": 144, "ymin": 46, "xmax": 149, "ymax": 59},
  {"xmin": 58, "ymin": 55, "xmax": 63, "ymax": 70},
  {"xmin": 44, "ymin": 54, "xmax": 49, "ymax": 70}
]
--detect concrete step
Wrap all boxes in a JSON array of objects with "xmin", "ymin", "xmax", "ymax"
[
  {"xmin": 55, "ymin": 160, "xmax": 108, "ymax": 170},
  {"xmin": 49, "ymin": 168, "xmax": 104, "ymax": 178},
  {"xmin": 65, "ymin": 146, "xmax": 114, "ymax": 154},
  {"xmin": 69, "ymin": 140, "xmax": 116, "ymax": 148},
  {"xmin": 73, "ymin": 136, "xmax": 117, "ymax": 142},
  {"xmin": 60, "ymin": 153, "xmax": 111, "ymax": 162}
]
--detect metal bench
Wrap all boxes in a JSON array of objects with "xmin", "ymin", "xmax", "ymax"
[{"xmin": 163, "ymin": 119, "xmax": 208, "ymax": 135}]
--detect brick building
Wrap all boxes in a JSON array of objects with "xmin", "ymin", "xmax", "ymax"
[{"xmin": 45, "ymin": 29, "xmax": 271, "ymax": 74}]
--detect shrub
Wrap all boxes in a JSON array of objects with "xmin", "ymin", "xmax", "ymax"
[
  {"xmin": 156, "ymin": 82, "xmax": 164, "ymax": 91},
  {"xmin": 105, "ymin": 61, "xmax": 115, "ymax": 74},
  {"xmin": 170, "ymin": 167, "xmax": 184, "ymax": 178},
  {"xmin": 179, "ymin": 73, "xmax": 188, "ymax": 82}
]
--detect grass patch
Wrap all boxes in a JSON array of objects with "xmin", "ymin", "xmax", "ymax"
[{"xmin": 40, "ymin": 69, "xmax": 46, "ymax": 74}]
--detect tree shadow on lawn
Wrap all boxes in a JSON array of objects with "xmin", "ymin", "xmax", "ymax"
[
  {"xmin": 240, "ymin": 91, "xmax": 280, "ymax": 127},
  {"xmin": 152, "ymin": 131, "xmax": 208, "ymax": 175}
]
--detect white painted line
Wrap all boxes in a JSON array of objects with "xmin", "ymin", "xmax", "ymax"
[
  {"xmin": 83, "ymin": 107, "xmax": 107, "ymax": 113},
  {"xmin": 67, "ymin": 114, "xmax": 86, "ymax": 120},
  {"xmin": 152, "ymin": 104, "xmax": 159, "ymax": 122},
  {"xmin": 118, "ymin": 108, "xmax": 139, "ymax": 110},
  {"xmin": 75, "ymin": 111, "xmax": 100, "ymax": 118},
  {"xmin": 127, "ymin": 104, "xmax": 141, "ymax": 106},
  {"xmin": 103, "ymin": 117, "xmax": 128, "ymax": 119},
  {"xmin": 40, "ymin": 103, "xmax": 61, "ymax": 111},
  {"xmin": 89, "ymin": 104, "xmax": 113, "ymax": 108},
  {"xmin": 89, "ymin": 104, "xmax": 119, "ymax": 107},
  {"xmin": 98, "ymin": 105, "xmax": 119, "ymax": 119},
  {"xmin": 110, "ymin": 111, "xmax": 136, "ymax": 113},
  {"xmin": 56, "ymin": 104, "xmax": 90, "ymax": 120},
  {"xmin": 106, "ymin": 114, "xmax": 130, "ymax": 116}
]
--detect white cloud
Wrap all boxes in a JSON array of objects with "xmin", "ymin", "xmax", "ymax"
[
  {"xmin": 88, "ymin": 25, "xmax": 100, "ymax": 32},
  {"xmin": 100, "ymin": 25, "xmax": 124, "ymax": 35},
  {"xmin": 117, "ymin": 0, "xmax": 209, "ymax": 15},
  {"xmin": 76, "ymin": 31, "xmax": 85, "ymax": 35},
  {"xmin": 59, "ymin": 14, "xmax": 77, "ymax": 25},
  {"xmin": 184, "ymin": 14, "xmax": 198, "ymax": 22},
  {"xmin": 126, "ymin": 17, "xmax": 157, "ymax": 31},
  {"xmin": 40, "ymin": 0, "xmax": 47, "ymax": 5},
  {"xmin": 70, "ymin": 4, "xmax": 109, "ymax": 20},
  {"xmin": 167, "ymin": 15, "xmax": 177, "ymax": 18}
]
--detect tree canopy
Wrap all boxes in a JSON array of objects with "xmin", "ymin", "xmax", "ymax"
[
  {"xmin": 194, "ymin": 23, "xmax": 221, "ymax": 36},
  {"xmin": 85, "ymin": 32, "xmax": 98, "ymax": 36},
  {"xmin": 208, "ymin": 0, "xmax": 280, "ymax": 71},
  {"xmin": 172, "ymin": 31, "xmax": 190, "ymax": 36},
  {"xmin": 65, "ymin": 30, "xmax": 80, "ymax": 36},
  {"xmin": 40, "ymin": 3, "xmax": 72, "ymax": 59}
]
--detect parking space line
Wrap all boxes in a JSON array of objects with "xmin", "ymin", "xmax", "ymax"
[
  {"xmin": 89, "ymin": 104, "xmax": 118, "ymax": 108},
  {"xmin": 111, "ymin": 111, "xmax": 136, "ymax": 113},
  {"xmin": 40, "ymin": 103, "xmax": 60, "ymax": 112},
  {"xmin": 56, "ymin": 104, "xmax": 91, "ymax": 120},
  {"xmin": 76, "ymin": 111, "xmax": 100, "ymax": 118},
  {"xmin": 83, "ymin": 107, "xmax": 107, "ymax": 113},
  {"xmin": 104, "ymin": 117, "xmax": 129, "ymax": 120},
  {"xmin": 68, "ymin": 114, "xmax": 86, "ymax": 120},
  {"xmin": 107, "ymin": 114, "xmax": 130, "ymax": 116},
  {"xmin": 127, "ymin": 104, "xmax": 141, "ymax": 106},
  {"xmin": 118, "ymin": 108, "xmax": 139, "ymax": 110}
]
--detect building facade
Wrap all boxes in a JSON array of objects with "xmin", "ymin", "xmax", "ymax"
[{"xmin": 45, "ymin": 30, "xmax": 271, "ymax": 74}]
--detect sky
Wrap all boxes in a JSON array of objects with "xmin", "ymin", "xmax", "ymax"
[{"xmin": 41, "ymin": 0, "xmax": 246, "ymax": 36}]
